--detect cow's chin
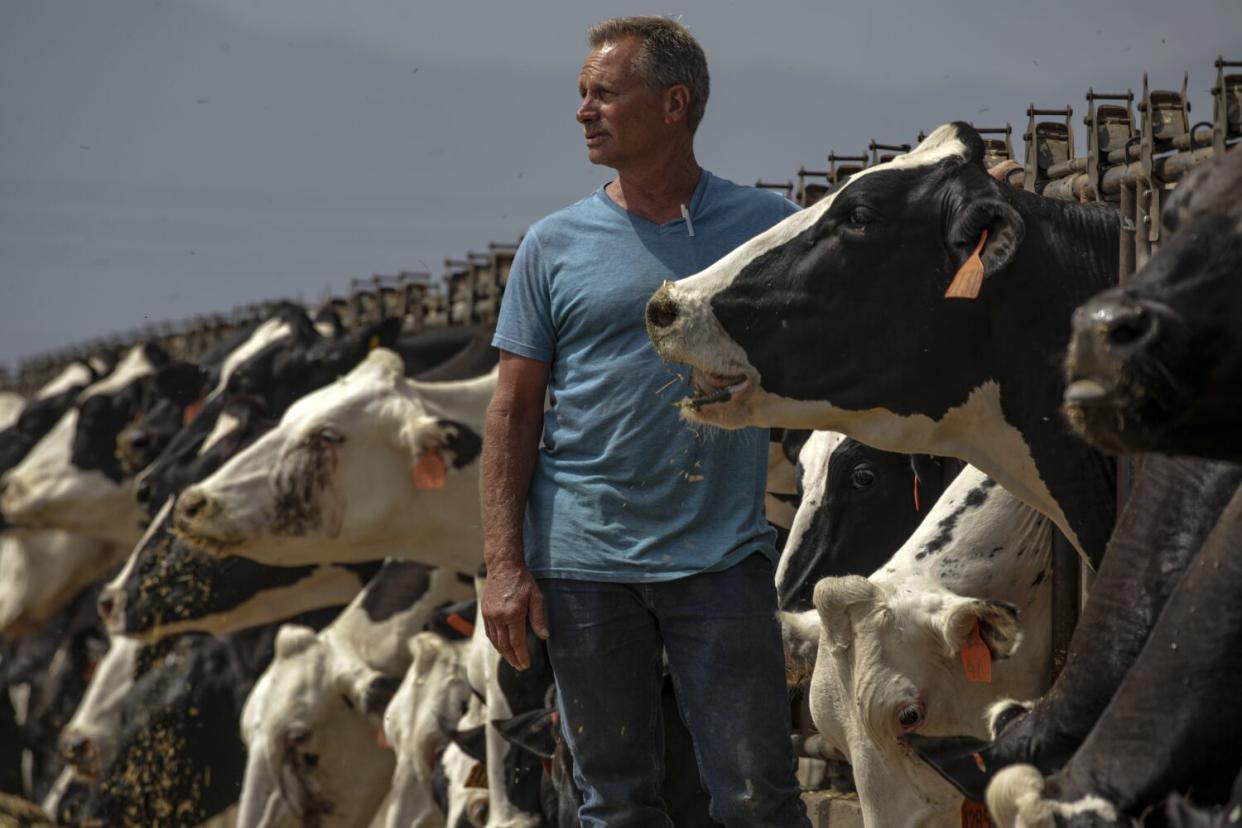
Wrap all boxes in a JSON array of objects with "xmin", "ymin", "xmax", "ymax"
[{"xmin": 170, "ymin": 519, "xmax": 248, "ymax": 557}]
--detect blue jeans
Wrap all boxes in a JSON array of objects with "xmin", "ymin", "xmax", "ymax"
[{"xmin": 540, "ymin": 554, "xmax": 810, "ymax": 828}]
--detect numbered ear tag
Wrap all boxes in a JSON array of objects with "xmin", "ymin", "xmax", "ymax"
[
  {"xmin": 413, "ymin": 448, "xmax": 447, "ymax": 489},
  {"xmin": 946, "ymin": 229, "xmax": 988, "ymax": 300},
  {"xmin": 960, "ymin": 797, "xmax": 992, "ymax": 827},
  {"xmin": 961, "ymin": 622, "xmax": 993, "ymax": 684}
]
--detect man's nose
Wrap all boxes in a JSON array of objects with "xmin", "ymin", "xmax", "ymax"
[{"xmin": 576, "ymin": 98, "xmax": 596, "ymax": 123}]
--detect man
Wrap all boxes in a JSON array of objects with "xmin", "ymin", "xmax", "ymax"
[{"xmin": 480, "ymin": 16, "xmax": 809, "ymax": 827}]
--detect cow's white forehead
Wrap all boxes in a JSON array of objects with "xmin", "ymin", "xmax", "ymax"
[
  {"xmin": 199, "ymin": 411, "xmax": 241, "ymax": 456},
  {"xmin": 211, "ymin": 318, "xmax": 296, "ymax": 399},
  {"xmin": 0, "ymin": 393, "xmax": 24, "ymax": 431},
  {"xmin": 279, "ymin": 349, "xmax": 407, "ymax": 428},
  {"xmin": 34, "ymin": 363, "xmax": 94, "ymax": 400},
  {"xmin": 82, "ymin": 345, "xmax": 156, "ymax": 400},
  {"xmin": 798, "ymin": 431, "xmax": 847, "ymax": 488},
  {"xmin": 701, "ymin": 125, "xmax": 970, "ymax": 284}
]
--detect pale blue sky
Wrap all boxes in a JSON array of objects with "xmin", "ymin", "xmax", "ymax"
[{"xmin": 2, "ymin": 0, "xmax": 1239, "ymax": 369}]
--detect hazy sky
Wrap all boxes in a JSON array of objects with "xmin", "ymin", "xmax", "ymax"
[{"xmin": 2, "ymin": 0, "xmax": 1239, "ymax": 371}]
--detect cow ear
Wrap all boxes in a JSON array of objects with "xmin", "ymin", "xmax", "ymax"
[
  {"xmin": 274, "ymin": 625, "xmax": 318, "ymax": 660},
  {"xmin": 449, "ymin": 724, "xmax": 488, "ymax": 764},
  {"xmin": 940, "ymin": 598, "xmax": 1022, "ymax": 660},
  {"xmin": 402, "ymin": 419, "xmax": 483, "ymax": 471},
  {"xmin": 947, "ymin": 197, "xmax": 1025, "ymax": 282},
  {"xmin": 812, "ymin": 576, "xmax": 881, "ymax": 655}
]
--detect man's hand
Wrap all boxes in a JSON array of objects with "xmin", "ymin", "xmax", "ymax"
[{"xmin": 482, "ymin": 558, "xmax": 549, "ymax": 670}]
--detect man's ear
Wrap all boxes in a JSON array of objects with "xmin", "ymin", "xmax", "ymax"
[
  {"xmin": 664, "ymin": 84, "xmax": 691, "ymax": 125},
  {"xmin": 947, "ymin": 196, "xmax": 1025, "ymax": 282}
]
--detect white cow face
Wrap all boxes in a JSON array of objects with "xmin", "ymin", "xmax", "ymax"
[
  {"xmin": 173, "ymin": 349, "xmax": 491, "ymax": 567},
  {"xmin": 238, "ymin": 624, "xmax": 397, "ymax": 828},
  {"xmin": 383, "ymin": 632, "xmax": 474, "ymax": 828},
  {"xmin": 59, "ymin": 636, "xmax": 141, "ymax": 779},
  {"xmin": 804, "ymin": 576, "xmax": 1022, "ymax": 827}
]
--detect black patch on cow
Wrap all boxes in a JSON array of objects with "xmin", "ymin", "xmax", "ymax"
[
  {"xmin": 358, "ymin": 560, "xmax": 434, "ymax": 623},
  {"xmin": 340, "ymin": 560, "xmax": 385, "ymax": 583},
  {"xmin": 1031, "ymin": 569, "xmax": 1047, "ymax": 587},
  {"xmin": 916, "ymin": 478, "xmax": 999, "ymax": 560},
  {"xmin": 437, "ymin": 420, "xmax": 483, "ymax": 469},
  {"xmin": 450, "ymin": 724, "xmax": 488, "ymax": 764},
  {"xmin": 362, "ymin": 674, "xmax": 402, "ymax": 717}
]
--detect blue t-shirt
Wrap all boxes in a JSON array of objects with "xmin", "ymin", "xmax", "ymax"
[{"xmin": 493, "ymin": 170, "xmax": 799, "ymax": 582}]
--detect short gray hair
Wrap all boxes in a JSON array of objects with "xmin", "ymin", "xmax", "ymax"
[{"xmin": 587, "ymin": 16, "xmax": 710, "ymax": 134}]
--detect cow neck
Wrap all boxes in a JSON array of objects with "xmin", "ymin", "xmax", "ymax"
[{"xmin": 984, "ymin": 189, "xmax": 1120, "ymax": 568}]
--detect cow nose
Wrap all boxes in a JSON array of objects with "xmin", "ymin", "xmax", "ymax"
[
  {"xmin": 177, "ymin": 488, "xmax": 207, "ymax": 522},
  {"xmin": 1078, "ymin": 297, "xmax": 1154, "ymax": 352},
  {"xmin": 645, "ymin": 284, "xmax": 680, "ymax": 331}
]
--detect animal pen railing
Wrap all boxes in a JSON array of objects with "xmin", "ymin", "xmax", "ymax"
[{"xmin": 3, "ymin": 50, "xmax": 1240, "ymax": 745}]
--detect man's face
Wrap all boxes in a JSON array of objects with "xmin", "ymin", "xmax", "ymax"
[{"xmin": 576, "ymin": 37, "xmax": 671, "ymax": 169}]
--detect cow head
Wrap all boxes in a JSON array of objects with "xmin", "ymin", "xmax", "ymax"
[
  {"xmin": 135, "ymin": 310, "xmax": 400, "ymax": 518},
  {"xmin": 382, "ymin": 631, "xmax": 476, "ymax": 828},
  {"xmin": 1064, "ymin": 148, "xmax": 1242, "ymax": 461},
  {"xmin": 0, "ymin": 531, "xmax": 120, "ymax": 638},
  {"xmin": 238, "ymin": 623, "xmax": 398, "ymax": 828},
  {"xmin": 172, "ymin": 349, "xmax": 490, "ymax": 568},
  {"xmin": 1, "ymin": 343, "xmax": 166, "ymax": 544},
  {"xmin": 0, "ymin": 362, "xmax": 95, "ymax": 483},
  {"xmin": 792, "ymin": 575, "xmax": 1023, "ymax": 825},
  {"xmin": 58, "ymin": 635, "xmax": 142, "ymax": 780},
  {"xmin": 115, "ymin": 360, "xmax": 211, "ymax": 476},
  {"xmin": 646, "ymin": 123, "xmax": 1024, "ymax": 439},
  {"xmin": 776, "ymin": 431, "xmax": 960, "ymax": 611}
]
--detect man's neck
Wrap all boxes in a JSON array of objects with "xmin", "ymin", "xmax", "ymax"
[{"xmin": 605, "ymin": 151, "xmax": 702, "ymax": 225}]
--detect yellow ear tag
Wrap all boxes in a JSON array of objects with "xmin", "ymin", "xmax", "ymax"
[
  {"xmin": 413, "ymin": 448, "xmax": 447, "ymax": 489},
  {"xmin": 945, "ymin": 229, "xmax": 988, "ymax": 300},
  {"xmin": 961, "ymin": 622, "xmax": 993, "ymax": 684},
  {"xmin": 368, "ymin": 335, "xmax": 380, "ymax": 351}
]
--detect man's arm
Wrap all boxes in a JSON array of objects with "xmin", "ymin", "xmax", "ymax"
[{"xmin": 480, "ymin": 350, "xmax": 551, "ymax": 670}]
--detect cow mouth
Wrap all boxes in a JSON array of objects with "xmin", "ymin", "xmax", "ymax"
[{"xmin": 685, "ymin": 371, "xmax": 751, "ymax": 411}]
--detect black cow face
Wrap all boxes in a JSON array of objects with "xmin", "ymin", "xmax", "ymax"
[
  {"xmin": 68, "ymin": 343, "xmax": 170, "ymax": 483},
  {"xmin": 1065, "ymin": 149, "xmax": 1242, "ymax": 461},
  {"xmin": 116, "ymin": 361, "xmax": 210, "ymax": 476},
  {"xmin": 777, "ymin": 434, "xmax": 962, "ymax": 611},
  {"xmin": 700, "ymin": 127, "xmax": 1022, "ymax": 420},
  {"xmin": 0, "ymin": 370, "xmax": 94, "ymax": 479}
]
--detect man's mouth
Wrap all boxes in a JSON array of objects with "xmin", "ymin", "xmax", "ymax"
[
  {"xmin": 688, "ymin": 371, "xmax": 750, "ymax": 410},
  {"xmin": 585, "ymin": 132, "xmax": 609, "ymax": 146}
]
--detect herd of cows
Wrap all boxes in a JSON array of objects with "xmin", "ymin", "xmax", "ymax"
[{"xmin": 0, "ymin": 120, "xmax": 1239, "ymax": 828}]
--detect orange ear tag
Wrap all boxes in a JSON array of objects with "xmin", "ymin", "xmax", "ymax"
[
  {"xmin": 376, "ymin": 727, "xmax": 392, "ymax": 750},
  {"xmin": 446, "ymin": 612, "xmax": 475, "ymax": 637},
  {"xmin": 182, "ymin": 397, "xmax": 205, "ymax": 425},
  {"xmin": 945, "ymin": 229, "xmax": 988, "ymax": 300},
  {"xmin": 960, "ymin": 797, "xmax": 992, "ymax": 827},
  {"xmin": 961, "ymin": 622, "xmax": 993, "ymax": 684},
  {"xmin": 413, "ymin": 448, "xmax": 447, "ymax": 490}
]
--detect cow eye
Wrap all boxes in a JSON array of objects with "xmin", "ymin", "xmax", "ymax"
[
  {"xmin": 302, "ymin": 751, "xmax": 319, "ymax": 769},
  {"xmin": 849, "ymin": 466, "xmax": 876, "ymax": 489},
  {"xmin": 845, "ymin": 206, "xmax": 873, "ymax": 228},
  {"xmin": 316, "ymin": 426, "xmax": 346, "ymax": 445},
  {"xmin": 897, "ymin": 703, "xmax": 924, "ymax": 732}
]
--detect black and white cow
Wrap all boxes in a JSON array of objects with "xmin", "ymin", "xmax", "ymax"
[
  {"xmin": 909, "ymin": 455, "xmax": 1242, "ymax": 812},
  {"xmin": 96, "ymin": 500, "xmax": 380, "ymax": 640},
  {"xmin": 645, "ymin": 122, "xmax": 1120, "ymax": 568},
  {"xmin": 173, "ymin": 349, "xmax": 493, "ymax": 569},
  {"xmin": 236, "ymin": 560, "xmax": 472, "ymax": 828},
  {"xmin": 0, "ymin": 531, "xmax": 119, "ymax": 638},
  {"xmin": 1, "ymin": 342, "xmax": 169, "ymax": 545},
  {"xmin": 776, "ymin": 429, "xmax": 962, "ymax": 610},
  {"xmin": 1064, "ymin": 145, "xmax": 1242, "ymax": 461},
  {"xmin": 0, "ymin": 362, "xmax": 97, "ymax": 486},
  {"xmin": 134, "ymin": 305, "xmax": 402, "ymax": 515},
  {"xmin": 781, "ymin": 465, "xmax": 1053, "ymax": 825}
]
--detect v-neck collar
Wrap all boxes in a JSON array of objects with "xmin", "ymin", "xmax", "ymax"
[{"xmin": 595, "ymin": 170, "xmax": 711, "ymax": 232}]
